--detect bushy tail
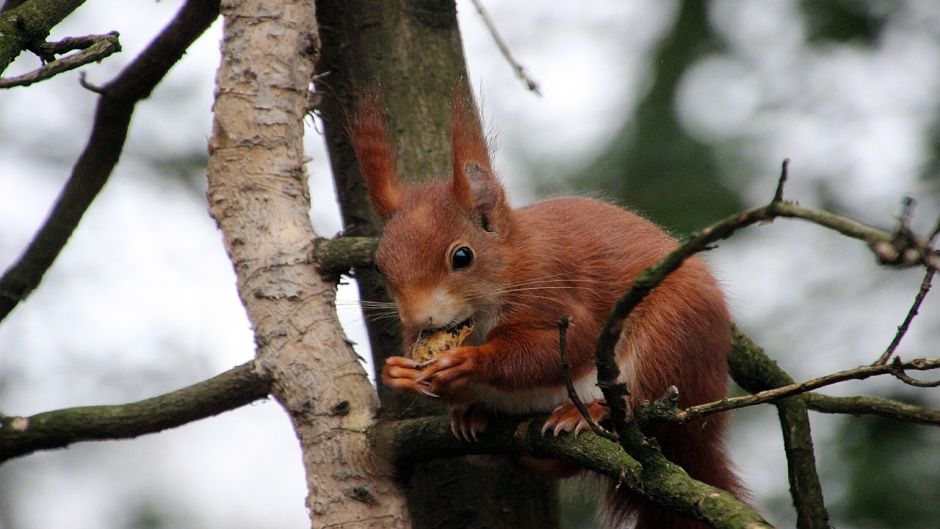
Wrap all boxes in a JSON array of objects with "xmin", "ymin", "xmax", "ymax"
[{"xmin": 605, "ymin": 415, "xmax": 747, "ymax": 529}]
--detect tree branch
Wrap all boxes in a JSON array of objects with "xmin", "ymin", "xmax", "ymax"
[
  {"xmin": 875, "ymin": 250, "xmax": 936, "ymax": 365},
  {"xmin": 0, "ymin": 31, "xmax": 120, "ymax": 88},
  {"xmin": 590, "ymin": 162, "xmax": 938, "ymax": 453},
  {"xmin": 726, "ymin": 329, "xmax": 830, "ymax": 529},
  {"xmin": 803, "ymin": 393, "xmax": 940, "ymax": 426},
  {"xmin": 678, "ymin": 354, "xmax": 940, "ymax": 422},
  {"xmin": 312, "ymin": 236, "xmax": 378, "ymax": 277},
  {"xmin": 0, "ymin": 362, "xmax": 270, "ymax": 463},
  {"xmin": 206, "ymin": 0, "xmax": 410, "ymax": 525},
  {"xmin": 468, "ymin": 0, "xmax": 541, "ymax": 95},
  {"xmin": 0, "ymin": 0, "xmax": 87, "ymax": 74},
  {"xmin": 310, "ymin": 168, "xmax": 937, "ymax": 527},
  {"xmin": 556, "ymin": 316, "xmax": 616, "ymax": 440},
  {"xmin": 372, "ymin": 415, "xmax": 771, "ymax": 529},
  {"xmin": 0, "ymin": 0, "xmax": 220, "ymax": 323}
]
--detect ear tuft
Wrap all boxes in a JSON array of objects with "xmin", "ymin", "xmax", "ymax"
[
  {"xmin": 348, "ymin": 91, "xmax": 403, "ymax": 222},
  {"xmin": 451, "ymin": 83, "xmax": 493, "ymax": 181},
  {"xmin": 450, "ymin": 83, "xmax": 510, "ymax": 233}
]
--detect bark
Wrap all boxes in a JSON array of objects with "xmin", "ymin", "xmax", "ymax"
[
  {"xmin": 0, "ymin": 0, "xmax": 217, "ymax": 323},
  {"xmin": 0, "ymin": 0, "xmax": 85, "ymax": 73},
  {"xmin": 0, "ymin": 363, "xmax": 269, "ymax": 461},
  {"xmin": 730, "ymin": 330, "xmax": 830, "ymax": 529},
  {"xmin": 314, "ymin": 1, "xmax": 560, "ymax": 527},
  {"xmin": 205, "ymin": 1, "xmax": 408, "ymax": 527}
]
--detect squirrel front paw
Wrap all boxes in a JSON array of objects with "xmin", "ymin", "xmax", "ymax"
[
  {"xmin": 381, "ymin": 356, "xmax": 439, "ymax": 397},
  {"xmin": 414, "ymin": 346, "xmax": 480, "ymax": 397},
  {"xmin": 541, "ymin": 400, "xmax": 609, "ymax": 437}
]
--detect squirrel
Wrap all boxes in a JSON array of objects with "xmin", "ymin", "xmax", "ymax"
[{"xmin": 349, "ymin": 87, "xmax": 745, "ymax": 529}]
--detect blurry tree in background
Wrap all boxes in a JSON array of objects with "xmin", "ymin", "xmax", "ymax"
[
  {"xmin": 1, "ymin": 1, "xmax": 939, "ymax": 529},
  {"xmin": 568, "ymin": 0, "xmax": 742, "ymax": 234},
  {"xmin": 553, "ymin": 1, "xmax": 940, "ymax": 528}
]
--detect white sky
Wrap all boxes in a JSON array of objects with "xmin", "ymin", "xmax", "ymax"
[{"xmin": 1, "ymin": 1, "xmax": 939, "ymax": 528}]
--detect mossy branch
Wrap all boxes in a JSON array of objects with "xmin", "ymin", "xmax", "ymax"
[
  {"xmin": 0, "ymin": 0, "xmax": 86, "ymax": 74},
  {"xmin": 0, "ymin": 31, "xmax": 120, "ymax": 88},
  {"xmin": 371, "ymin": 415, "xmax": 771, "ymax": 529},
  {"xmin": 0, "ymin": 362, "xmax": 271, "ymax": 462},
  {"xmin": 727, "ymin": 329, "xmax": 829, "ymax": 529},
  {"xmin": 310, "ymin": 165, "xmax": 939, "ymax": 528},
  {"xmin": 312, "ymin": 236, "xmax": 378, "ymax": 277}
]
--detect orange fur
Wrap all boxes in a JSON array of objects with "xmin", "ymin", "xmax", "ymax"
[
  {"xmin": 349, "ymin": 93, "xmax": 403, "ymax": 221},
  {"xmin": 348, "ymin": 88, "xmax": 745, "ymax": 528}
]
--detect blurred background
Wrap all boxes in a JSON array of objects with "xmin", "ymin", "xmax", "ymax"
[{"xmin": 1, "ymin": 1, "xmax": 939, "ymax": 528}]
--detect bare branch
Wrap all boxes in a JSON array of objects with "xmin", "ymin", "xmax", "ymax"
[
  {"xmin": 556, "ymin": 316, "xmax": 616, "ymax": 441},
  {"xmin": 591, "ymin": 165, "xmax": 939, "ymax": 447},
  {"xmin": 468, "ymin": 0, "xmax": 541, "ymax": 96},
  {"xmin": 875, "ymin": 267, "xmax": 935, "ymax": 365},
  {"xmin": 0, "ymin": 0, "xmax": 220, "ymax": 323},
  {"xmin": 676, "ymin": 356, "xmax": 940, "ymax": 423},
  {"xmin": 772, "ymin": 158, "xmax": 789, "ymax": 203},
  {"xmin": 0, "ymin": 31, "xmax": 120, "ymax": 88},
  {"xmin": 887, "ymin": 357, "xmax": 940, "ymax": 388},
  {"xmin": 0, "ymin": 362, "xmax": 270, "ymax": 462},
  {"xmin": 803, "ymin": 393, "xmax": 940, "ymax": 426}
]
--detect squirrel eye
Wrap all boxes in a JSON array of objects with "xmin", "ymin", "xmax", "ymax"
[{"xmin": 451, "ymin": 246, "xmax": 474, "ymax": 270}]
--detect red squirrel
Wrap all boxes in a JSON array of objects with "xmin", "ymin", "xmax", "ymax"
[{"xmin": 349, "ymin": 88, "xmax": 744, "ymax": 529}]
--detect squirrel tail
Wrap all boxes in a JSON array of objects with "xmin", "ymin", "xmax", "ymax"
[{"xmin": 603, "ymin": 415, "xmax": 747, "ymax": 529}]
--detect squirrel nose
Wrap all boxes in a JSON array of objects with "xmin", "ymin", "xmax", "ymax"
[{"xmin": 400, "ymin": 311, "xmax": 434, "ymax": 330}]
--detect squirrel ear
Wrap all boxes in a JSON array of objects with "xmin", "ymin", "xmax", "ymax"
[
  {"xmin": 450, "ymin": 85, "xmax": 509, "ymax": 233},
  {"xmin": 349, "ymin": 92, "xmax": 404, "ymax": 222}
]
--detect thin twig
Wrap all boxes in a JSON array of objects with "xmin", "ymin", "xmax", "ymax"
[
  {"xmin": 875, "ymin": 266, "xmax": 935, "ymax": 365},
  {"xmin": 0, "ymin": 0, "xmax": 220, "ymax": 322},
  {"xmin": 592, "ymin": 162, "xmax": 940, "ymax": 439},
  {"xmin": 772, "ymin": 158, "xmax": 789, "ymax": 203},
  {"xmin": 468, "ymin": 0, "xmax": 541, "ymax": 96},
  {"xmin": 803, "ymin": 392, "xmax": 940, "ymax": 426},
  {"xmin": 0, "ymin": 32, "xmax": 120, "ymax": 89},
  {"xmin": 887, "ymin": 357, "xmax": 940, "ymax": 387},
  {"xmin": 898, "ymin": 196, "xmax": 916, "ymax": 231},
  {"xmin": 556, "ymin": 316, "xmax": 616, "ymax": 441},
  {"xmin": 928, "ymin": 215, "xmax": 940, "ymax": 246},
  {"xmin": 672, "ymin": 357, "xmax": 940, "ymax": 423}
]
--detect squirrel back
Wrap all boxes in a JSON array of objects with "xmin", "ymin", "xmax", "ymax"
[{"xmin": 349, "ymin": 87, "xmax": 745, "ymax": 528}]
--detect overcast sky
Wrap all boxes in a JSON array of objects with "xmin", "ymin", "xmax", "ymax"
[{"xmin": 2, "ymin": 1, "xmax": 939, "ymax": 528}]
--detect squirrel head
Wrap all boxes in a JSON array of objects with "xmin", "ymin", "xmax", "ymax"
[{"xmin": 349, "ymin": 87, "xmax": 513, "ymax": 335}]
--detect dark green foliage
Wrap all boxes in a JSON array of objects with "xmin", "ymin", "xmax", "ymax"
[
  {"xmin": 801, "ymin": 0, "xmax": 892, "ymax": 45},
  {"xmin": 830, "ymin": 401, "xmax": 940, "ymax": 529},
  {"xmin": 567, "ymin": 0, "xmax": 743, "ymax": 235}
]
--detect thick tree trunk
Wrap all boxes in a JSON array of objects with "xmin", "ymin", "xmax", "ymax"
[
  {"xmin": 205, "ymin": 1, "xmax": 409, "ymax": 527},
  {"xmin": 314, "ymin": 1, "xmax": 560, "ymax": 528}
]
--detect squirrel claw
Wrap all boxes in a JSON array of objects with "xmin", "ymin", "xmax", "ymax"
[
  {"xmin": 417, "ymin": 384, "xmax": 439, "ymax": 398},
  {"xmin": 381, "ymin": 355, "xmax": 430, "ymax": 397},
  {"xmin": 414, "ymin": 347, "xmax": 478, "ymax": 396},
  {"xmin": 450, "ymin": 403, "xmax": 488, "ymax": 442},
  {"xmin": 543, "ymin": 400, "xmax": 609, "ymax": 437}
]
